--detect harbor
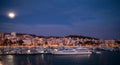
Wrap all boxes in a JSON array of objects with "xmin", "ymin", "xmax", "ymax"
[
  {"xmin": 0, "ymin": 46, "xmax": 120, "ymax": 55},
  {"xmin": 0, "ymin": 32, "xmax": 120, "ymax": 55}
]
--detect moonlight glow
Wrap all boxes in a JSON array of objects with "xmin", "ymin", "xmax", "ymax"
[{"xmin": 8, "ymin": 12, "xmax": 15, "ymax": 18}]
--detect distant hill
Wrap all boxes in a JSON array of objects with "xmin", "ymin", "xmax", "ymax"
[{"xmin": 65, "ymin": 35, "xmax": 98, "ymax": 40}]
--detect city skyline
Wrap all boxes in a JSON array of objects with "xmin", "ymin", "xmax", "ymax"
[{"xmin": 0, "ymin": 0, "xmax": 120, "ymax": 39}]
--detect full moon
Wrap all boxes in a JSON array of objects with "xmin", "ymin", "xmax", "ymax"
[{"xmin": 8, "ymin": 12, "xmax": 15, "ymax": 18}]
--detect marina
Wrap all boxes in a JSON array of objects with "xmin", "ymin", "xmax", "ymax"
[
  {"xmin": 0, "ymin": 46, "xmax": 119, "ymax": 55},
  {"xmin": 0, "ymin": 32, "xmax": 120, "ymax": 55},
  {"xmin": 0, "ymin": 46, "xmax": 92, "ymax": 55}
]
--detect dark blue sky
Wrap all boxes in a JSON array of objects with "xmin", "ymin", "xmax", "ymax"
[{"xmin": 0, "ymin": 0, "xmax": 120, "ymax": 39}]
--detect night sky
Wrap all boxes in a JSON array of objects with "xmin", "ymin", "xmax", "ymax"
[{"xmin": 0, "ymin": 0, "xmax": 120, "ymax": 39}]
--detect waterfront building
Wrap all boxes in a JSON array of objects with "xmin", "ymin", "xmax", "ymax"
[
  {"xmin": 105, "ymin": 40, "xmax": 115, "ymax": 44},
  {"xmin": 11, "ymin": 32, "xmax": 16, "ymax": 38},
  {"xmin": 23, "ymin": 39, "xmax": 32, "ymax": 45},
  {"xmin": 5, "ymin": 34, "xmax": 11, "ymax": 39}
]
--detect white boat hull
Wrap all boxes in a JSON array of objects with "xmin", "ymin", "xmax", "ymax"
[{"xmin": 52, "ymin": 51, "xmax": 92, "ymax": 55}]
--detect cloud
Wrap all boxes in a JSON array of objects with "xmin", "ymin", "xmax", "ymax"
[
  {"xmin": 0, "ymin": 22, "xmax": 78, "ymax": 36},
  {"xmin": 0, "ymin": 21, "xmax": 120, "ymax": 39}
]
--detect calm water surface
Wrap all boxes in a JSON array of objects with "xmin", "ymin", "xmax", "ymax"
[{"xmin": 0, "ymin": 51, "xmax": 120, "ymax": 65}]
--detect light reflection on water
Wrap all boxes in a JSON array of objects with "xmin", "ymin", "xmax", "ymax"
[
  {"xmin": 0, "ymin": 59, "xmax": 3, "ymax": 65},
  {"xmin": 0, "ymin": 52, "xmax": 120, "ymax": 65},
  {"xmin": 0, "ymin": 54, "xmax": 90, "ymax": 65},
  {"xmin": 1, "ymin": 55, "xmax": 15, "ymax": 65}
]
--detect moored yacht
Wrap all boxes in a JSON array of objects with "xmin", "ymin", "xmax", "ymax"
[{"xmin": 52, "ymin": 46, "xmax": 92, "ymax": 55}]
